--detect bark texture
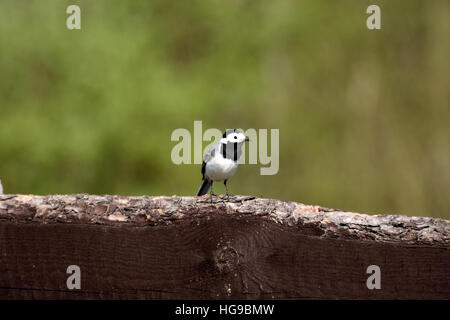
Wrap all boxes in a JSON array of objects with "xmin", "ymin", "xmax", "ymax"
[{"xmin": 0, "ymin": 194, "xmax": 449, "ymax": 299}]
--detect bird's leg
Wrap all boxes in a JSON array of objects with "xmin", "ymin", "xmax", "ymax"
[
  {"xmin": 209, "ymin": 182, "xmax": 214, "ymax": 203},
  {"xmin": 224, "ymin": 180, "xmax": 230, "ymax": 200},
  {"xmin": 209, "ymin": 183, "xmax": 217, "ymax": 196}
]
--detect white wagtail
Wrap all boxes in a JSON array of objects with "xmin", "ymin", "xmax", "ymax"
[{"xmin": 196, "ymin": 129, "xmax": 249, "ymax": 202}]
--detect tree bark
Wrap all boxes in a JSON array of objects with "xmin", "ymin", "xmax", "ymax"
[{"xmin": 0, "ymin": 194, "xmax": 449, "ymax": 299}]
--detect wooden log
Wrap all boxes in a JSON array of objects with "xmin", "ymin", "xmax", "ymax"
[{"xmin": 0, "ymin": 194, "xmax": 448, "ymax": 299}]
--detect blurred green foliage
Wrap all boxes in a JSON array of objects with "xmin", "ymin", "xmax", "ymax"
[{"xmin": 0, "ymin": 0, "xmax": 448, "ymax": 218}]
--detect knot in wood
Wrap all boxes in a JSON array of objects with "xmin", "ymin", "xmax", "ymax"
[{"xmin": 214, "ymin": 246, "xmax": 239, "ymax": 273}]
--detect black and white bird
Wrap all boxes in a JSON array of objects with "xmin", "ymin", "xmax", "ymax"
[
  {"xmin": 196, "ymin": 129, "xmax": 249, "ymax": 201},
  {"xmin": 0, "ymin": 179, "xmax": 3, "ymax": 194}
]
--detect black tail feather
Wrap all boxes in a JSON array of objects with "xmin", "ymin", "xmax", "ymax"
[{"xmin": 196, "ymin": 179, "xmax": 212, "ymax": 196}]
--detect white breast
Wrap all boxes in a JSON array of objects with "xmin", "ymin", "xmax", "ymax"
[{"xmin": 205, "ymin": 156, "xmax": 238, "ymax": 182}]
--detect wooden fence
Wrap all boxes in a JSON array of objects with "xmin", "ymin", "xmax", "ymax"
[{"xmin": 0, "ymin": 194, "xmax": 448, "ymax": 299}]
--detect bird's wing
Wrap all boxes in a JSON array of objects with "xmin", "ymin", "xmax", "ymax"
[{"xmin": 203, "ymin": 141, "xmax": 221, "ymax": 163}]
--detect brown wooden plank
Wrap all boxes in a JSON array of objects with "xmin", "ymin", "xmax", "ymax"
[{"xmin": 0, "ymin": 194, "xmax": 448, "ymax": 299}]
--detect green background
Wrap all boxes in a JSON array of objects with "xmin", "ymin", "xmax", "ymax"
[{"xmin": 0, "ymin": 1, "xmax": 448, "ymax": 218}]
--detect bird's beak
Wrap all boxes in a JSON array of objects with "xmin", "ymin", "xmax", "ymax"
[{"xmin": 245, "ymin": 137, "xmax": 250, "ymax": 142}]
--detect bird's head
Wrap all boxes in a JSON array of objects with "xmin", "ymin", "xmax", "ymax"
[{"xmin": 221, "ymin": 129, "xmax": 249, "ymax": 144}]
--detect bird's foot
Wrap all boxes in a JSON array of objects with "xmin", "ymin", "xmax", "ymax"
[
  {"xmin": 218, "ymin": 193, "xmax": 232, "ymax": 202},
  {"xmin": 209, "ymin": 193, "xmax": 218, "ymax": 203}
]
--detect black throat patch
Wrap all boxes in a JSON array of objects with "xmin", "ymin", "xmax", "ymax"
[
  {"xmin": 222, "ymin": 142, "xmax": 238, "ymax": 161},
  {"xmin": 222, "ymin": 142, "xmax": 227, "ymax": 159}
]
